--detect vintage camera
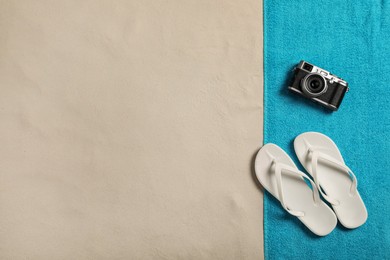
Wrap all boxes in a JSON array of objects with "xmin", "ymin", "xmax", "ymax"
[{"xmin": 288, "ymin": 61, "xmax": 349, "ymax": 111}]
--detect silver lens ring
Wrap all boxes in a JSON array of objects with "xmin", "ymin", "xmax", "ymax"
[{"xmin": 301, "ymin": 73, "xmax": 328, "ymax": 97}]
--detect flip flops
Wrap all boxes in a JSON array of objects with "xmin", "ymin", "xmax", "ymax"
[
  {"xmin": 255, "ymin": 143, "xmax": 337, "ymax": 236},
  {"xmin": 256, "ymin": 132, "xmax": 367, "ymax": 236},
  {"xmin": 294, "ymin": 132, "xmax": 368, "ymax": 229}
]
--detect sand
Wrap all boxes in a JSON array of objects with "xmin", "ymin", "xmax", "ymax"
[{"xmin": 0, "ymin": 1, "xmax": 263, "ymax": 258}]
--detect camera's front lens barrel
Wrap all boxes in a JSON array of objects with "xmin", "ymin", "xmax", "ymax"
[{"xmin": 301, "ymin": 74, "xmax": 327, "ymax": 97}]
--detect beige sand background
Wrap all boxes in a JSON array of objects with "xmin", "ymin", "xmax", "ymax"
[{"xmin": 0, "ymin": 1, "xmax": 263, "ymax": 259}]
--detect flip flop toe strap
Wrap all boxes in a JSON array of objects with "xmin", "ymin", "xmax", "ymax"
[
  {"xmin": 309, "ymin": 148, "xmax": 358, "ymax": 206},
  {"xmin": 272, "ymin": 160, "xmax": 321, "ymax": 217}
]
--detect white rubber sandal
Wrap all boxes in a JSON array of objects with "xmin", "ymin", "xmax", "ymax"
[
  {"xmin": 255, "ymin": 143, "xmax": 337, "ymax": 236},
  {"xmin": 294, "ymin": 132, "xmax": 368, "ymax": 229}
]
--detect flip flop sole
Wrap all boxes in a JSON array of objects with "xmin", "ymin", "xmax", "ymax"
[
  {"xmin": 294, "ymin": 132, "xmax": 368, "ymax": 229},
  {"xmin": 255, "ymin": 143, "xmax": 337, "ymax": 236}
]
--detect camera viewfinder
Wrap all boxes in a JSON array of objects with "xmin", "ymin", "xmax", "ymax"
[{"xmin": 303, "ymin": 63, "xmax": 313, "ymax": 72}]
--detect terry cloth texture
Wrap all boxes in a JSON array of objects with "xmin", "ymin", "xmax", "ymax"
[{"xmin": 263, "ymin": 0, "xmax": 390, "ymax": 259}]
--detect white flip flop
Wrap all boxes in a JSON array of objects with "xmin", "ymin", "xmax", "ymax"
[
  {"xmin": 255, "ymin": 143, "xmax": 337, "ymax": 236},
  {"xmin": 294, "ymin": 132, "xmax": 368, "ymax": 229}
]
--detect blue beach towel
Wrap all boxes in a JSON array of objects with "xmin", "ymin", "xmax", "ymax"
[{"xmin": 263, "ymin": 0, "xmax": 390, "ymax": 259}]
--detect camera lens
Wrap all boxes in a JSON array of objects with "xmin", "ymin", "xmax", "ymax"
[
  {"xmin": 302, "ymin": 74, "xmax": 327, "ymax": 97},
  {"xmin": 309, "ymin": 78, "xmax": 322, "ymax": 91}
]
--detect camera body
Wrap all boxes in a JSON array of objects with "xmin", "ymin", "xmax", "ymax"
[{"xmin": 288, "ymin": 61, "xmax": 348, "ymax": 111}]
